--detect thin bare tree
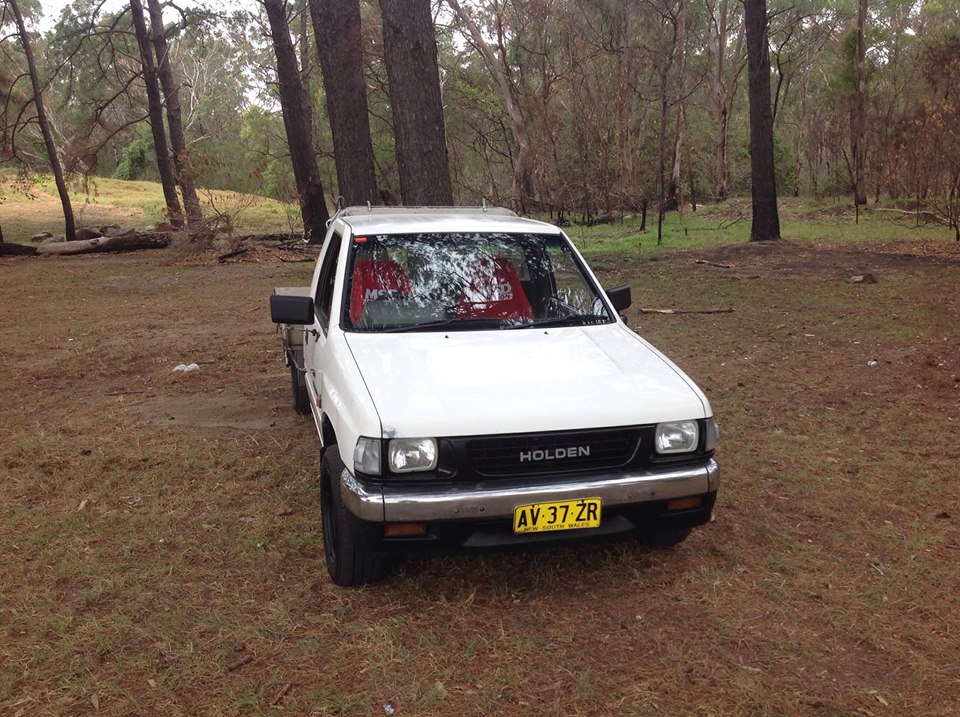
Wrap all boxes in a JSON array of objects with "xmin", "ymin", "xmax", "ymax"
[
  {"xmin": 8, "ymin": 0, "xmax": 76, "ymax": 240},
  {"xmin": 852, "ymin": 0, "xmax": 868, "ymax": 206},
  {"xmin": 446, "ymin": 0, "xmax": 534, "ymax": 213}
]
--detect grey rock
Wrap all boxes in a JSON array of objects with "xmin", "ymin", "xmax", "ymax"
[
  {"xmin": 76, "ymin": 227, "xmax": 103, "ymax": 241},
  {"xmin": 104, "ymin": 226, "xmax": 136, "ymax": 238}
]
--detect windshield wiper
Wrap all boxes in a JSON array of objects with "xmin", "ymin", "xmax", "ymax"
[
  {"xmin": 505, "ymin": 314, "xmax": 610, "ymax": 329},
  {"xmin": 378, "ymin": 317, "xmax": 507, "ymax": 333}
]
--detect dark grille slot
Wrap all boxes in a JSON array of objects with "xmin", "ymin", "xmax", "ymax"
[{"xmin": 468, "ymin": 428, "xmax": 639, "ymax": 477}]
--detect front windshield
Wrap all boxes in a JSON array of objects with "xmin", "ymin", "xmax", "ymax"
[{"xmin": 344, "ymin": 232, "xmax": 613, "ymax": 332}]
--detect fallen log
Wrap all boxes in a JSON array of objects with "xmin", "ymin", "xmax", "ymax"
[
  {"xmin": 868, "ymin": 207, "xmax": 945, "ymax": 224},
  {"xmin": 0, "ymin": 242, "xmax": 37, "ymax": 256},
  {"xmin": 236, "ymin": 231, "xmax": 303, "ymax": 243},
  {"xmin": 35, "ymin": 233, "xmax": 170, "ymax": 255},
  {"xmin": 218, "ymin": 247, "xmax": 248, "ymax": 262},
  {"xmin": 639, "ymin": 307, "xmax": 735, "ymax": 315}
]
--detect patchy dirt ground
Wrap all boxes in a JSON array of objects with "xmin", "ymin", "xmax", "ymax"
[{"xmin": 1, "ymin": 238, "xmax": 959, "ymax": 716}]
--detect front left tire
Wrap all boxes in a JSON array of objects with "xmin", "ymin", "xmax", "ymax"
[{"xmin": 320, "ymin": 449, "xmax": 388, "ymax": 587}]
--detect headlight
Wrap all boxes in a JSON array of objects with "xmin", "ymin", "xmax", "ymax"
[
  {"xmin": 705, "ymin": 417, "xmax": 719, "ymax": 452},
  {"xmin": 353, "ymin": 437, "xmax": 381, "ymax": 475},
  {"xmin": 388, "ymin": 438, "xmax": 438, "ymax": 473},
  {"xmin": 655, "ymin": 421, "xmax": 699, "ymax": 454}
]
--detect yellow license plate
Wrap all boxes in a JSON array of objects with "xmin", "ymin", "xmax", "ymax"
[{"xmin": 513, "ymin": 498, "xmax": 602, "ymax": 534}]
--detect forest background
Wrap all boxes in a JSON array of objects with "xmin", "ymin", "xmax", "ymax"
[{"xmin": 2, "ymin": 0, "xmax": 959, "ymax": 242}]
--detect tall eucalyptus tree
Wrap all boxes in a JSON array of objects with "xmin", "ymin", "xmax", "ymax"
[
  {"xmin": 7, "ymin": 0, "xmax": 76, "ymax": 240},
  {"xmin": 263, "ymin": 0, "xmax": 329, "ymax": 242},
  {"xmin": 379, "ymin": 0, "xmax": 453, "ymax": 206},
  {"xmin": 310, "ymin": 0, "xmax": 378, "ymax": 205},
  {"xmin": 131, "ymin": 0, "xmax": 184, "ymax": 226},
  {"xmin": 744, "ymin": 0, "xmax": 781, "ymax": 240}
]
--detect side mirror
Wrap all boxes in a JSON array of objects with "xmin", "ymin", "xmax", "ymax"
[
  {"xmin": 270, "ymin": 294, "xmax": 314, "ymax": 324},
  {"xmin": 606, "ymin": 284, "xmax": 632, "ymax": 312}
]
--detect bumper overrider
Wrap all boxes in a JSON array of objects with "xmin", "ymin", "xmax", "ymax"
[{"xmin": 339, "ymin": 459, "xmax": 719, "ymax": 541}]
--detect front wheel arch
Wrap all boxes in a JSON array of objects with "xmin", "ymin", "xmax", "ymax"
[{"xmin": 320, "ymin": 415, "xmax": 337, "ymax": 449}]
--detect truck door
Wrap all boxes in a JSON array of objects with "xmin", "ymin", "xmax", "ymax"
[{"xmin": 303, "ymin": 229, "xmax": 344, "ymax": 407}]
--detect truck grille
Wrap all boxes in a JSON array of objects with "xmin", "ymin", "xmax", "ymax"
[{"xmin": 467, "ymin": 428, "xmax": 640, "ymax": 477}]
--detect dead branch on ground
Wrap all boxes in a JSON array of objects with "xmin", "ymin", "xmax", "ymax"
[
  {"xmin": 639, "ymin": 307, "xmax": 735, "ymax": 315},
  {"xmin": 695, "ymin": 259, "xmax": 735, "ymax": 268}
]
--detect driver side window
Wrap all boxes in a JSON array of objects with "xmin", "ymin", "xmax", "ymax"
[{"xmin": 315, "ymin": 232, "xmax": 343, "ymax": 332}]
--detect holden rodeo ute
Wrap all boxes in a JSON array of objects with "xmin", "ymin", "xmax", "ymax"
[{"xmin": 270, "ymin": 206, "xmax": 719, "ymax": 586}]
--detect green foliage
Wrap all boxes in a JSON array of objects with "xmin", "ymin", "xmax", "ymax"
[{"xmin": 112, "ymin": 125, "xmax": 151, "ymax": 181}]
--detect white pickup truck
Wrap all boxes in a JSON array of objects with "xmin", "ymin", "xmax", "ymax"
[{"xmin": 271, "ymin": 206, "xmax": 719, "ymax": 586}]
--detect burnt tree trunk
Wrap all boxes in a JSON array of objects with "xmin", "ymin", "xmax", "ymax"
[
  {"xmin": 379, "ymin": 0, "xmax": 453, "ymax": 206},
  {"xmin": 744, "ymin": 0, "xmax": 781, "ymax": 241},
  {"xmin": 10, "ymin": 0, "xmax": 76, "ymax": 241},
  {"xmin": 264, "ymin": 0, "xmax": 330, "ymax": 243},
  {"xmin": 130, "ymin": 0, "xmax": 184, "ymax": 227},
  {"xmin": 146, "ymin": 0, "xmax": 202, "ymax": 224},
  {"xmin": 310, "ymin": 0, "xmax": 378, "ymax": 206}
]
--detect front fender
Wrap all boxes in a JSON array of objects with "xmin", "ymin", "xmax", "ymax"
[{"xmin": 317, "ymin": 328, "xmax": 381, "ymax": 470}]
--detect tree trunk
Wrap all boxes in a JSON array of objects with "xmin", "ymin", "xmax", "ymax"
[
  {"xmin": 10, "ymin": 0, "xmax": 76, "ymax": 241},
  {"xmin": 297, "ymin": 0, "xmax": 314, "ymax": 157},
  {"xmin": 852, "ymin": 0, "xmax": 868, "ymax": 206},
  {"xmin": 614, "ymin": 8, "xmax": 635, "ymax": 200},
  {"xmin": 264, "ymin": 0, "xmax": 330, "ymax": 244},
  {"xmin": 668, "ymin": 105, "xmax": 685, "ymax": 211},
  {"xmin": 744, "ymin": 0, "xmax": 781, "ymax": 241},
  {"xmin": 689, "ymin": 167, "xmax": 696, "ymax": 212},
  {"xmin": 794, "ymin": 74, "xmax": 808, "ymax": 197},
  {"xmin": 446, "ymin": 0, "xmax": 533, "ymax": 213},
  {"xmin": 667, "ymin": 0, "xmax": 687, "ymax": 211},
  {"xmin": 130, "ymin": 0, "xmax": 184, "ymax": 227},
  {"xmin": 657, "ymin": 72, "xmax": 668, "ymax": 245},
  {"xmin": 379, "ymin": 0, "xmax": 453, "ymax": 206},
  {"xmin": 709, "ymin": 0, "xmax": 743, "ymax": 202},
  {"xmin": 310, "ymin": 0, "xmax": 378, "ymax": 205},
  {"xmin": 146, "ymin": 0, "xmax": 201, "ymax": 224}
]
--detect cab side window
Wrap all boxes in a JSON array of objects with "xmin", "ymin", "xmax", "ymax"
[{"xmin": 315, "ymin": 232, "xmax": 343, "ymax": 332}]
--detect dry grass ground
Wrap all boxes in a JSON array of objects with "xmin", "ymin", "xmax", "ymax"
[
  {"xmin": 1, "ymin": 226, "xmax": 959, "ymax": 716},
  {"xmin": 0, "ymin": 174, "xmax": 299, "ymax": 241}
]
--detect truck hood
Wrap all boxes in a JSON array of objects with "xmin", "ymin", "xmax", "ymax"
[{"xmin": 343, "ymin": 323, "xmax": 710, "ymax": 438}]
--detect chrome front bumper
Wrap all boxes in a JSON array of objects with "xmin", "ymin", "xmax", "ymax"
[{"xmin": 340, "ymin": 459, "xmax": 719, "ymax": 523}]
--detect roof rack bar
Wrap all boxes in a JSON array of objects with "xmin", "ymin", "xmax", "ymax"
[{"xmin": 334, "ymin": 205, "xmax": 517, "ymax": 219}]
